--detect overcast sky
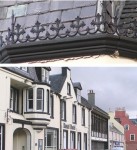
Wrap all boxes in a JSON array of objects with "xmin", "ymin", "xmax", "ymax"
[{"xmin": 51, "ymin": 67, "xmax": 137, "ymax": 118}]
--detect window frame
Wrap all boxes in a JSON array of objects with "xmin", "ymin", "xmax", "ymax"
[
  {"xmin": 26, "ymin": 88, "xmax": 33, "ymax": 112},
  {"xmin": 50, "ymin": 94, "xmax": 54, "ymax": 118},
  {"xmin": 45, "ymin": 128, "xmax": 58, "ymax": 150},
  {"xmin": 0, "ymin": 124, "xmax": 5, "ymax": 150},
  {"xmin": 42, "ymin": 68, "xmax": 49, "ymax": 83},
  {"xmin": 77, "ymin": 132, "xmax": 81, "ymax": 150},
  {"xmin": 72, "ymin": 104, "xmax": 77, "ymax": 124},
  {"xmin": 84, "ymin": 133, "xmax": 87, "ymax": 150},
  {"xmin": 130, "ymin": 134, "xmax": 135, "ymax": 141},
  {"xmin": 46, "ymin": 90, "xmax": 50, "ymax": 113},
  {"xmin": 77, "ymin": 89, "xmax": 81, "ymax": 102},
  {"xmin": 63, "ymin": 130, "xmax": 68, "ymax": 149},
  {"xmin": 36, "ymin": 88, "xmax": 44, "ymax": 111},
  {"xmin": 124, "ymin": 124, "xmax": 129, "ymax": 131},
  {"xmin": 61, "ymin": 100, "xmax": 66, "ymax": 121},
  {"xmin": 82, "ymin": 108, "xmax": 85, "ymax": 126},
  {"xmin": 67, "ymin": 83, "xmax": 71, "ymax": 95},
  {"xmin": 10, "ymin": 87, "xmax": 18, "ymax": 112},
  {"xmin": 70, "ymin": 131, "xmax": 75, "ymax": 149}
]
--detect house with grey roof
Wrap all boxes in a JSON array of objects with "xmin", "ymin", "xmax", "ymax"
[
  {"xmin": 0, "ymin": 0, "xmax": 137, "ymax": 63},
  {"xmin": 0, "ymin": 67, "xmax": 109, "ymax": 150}
]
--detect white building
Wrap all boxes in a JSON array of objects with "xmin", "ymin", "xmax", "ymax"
[
  {"xmin": 108, "ymin": 112, "xmax": 125, "ymax": 150},
  {"xmin": 0, "ymin": 67, "xmax": 109, "ymax": 150}
]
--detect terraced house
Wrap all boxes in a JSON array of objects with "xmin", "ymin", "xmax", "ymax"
[
  {"xmin": 0, "ymin": 67, "xmax": 109, "ymax": 150},
  {"xmin": 0, "ymin": 0, "xmax": 137, "ymax": 63}
]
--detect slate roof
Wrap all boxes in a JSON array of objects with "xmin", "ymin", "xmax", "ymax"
[
  {"xmin": 81, "ymin": 96, "xmax": 91, "ymax": 109},
  {"xmin": 81, "ymin": 96, "xmax": 109, "ymax": 118},
  {"xmin": 4, "ymin": 67, "xmax": 39, "ymax": 81},
  {"xmin": 110, "ymin": 125, "xmax": 123, "ymax": 135},
  {"xmin": 120, "ymin": 1, "xmax": 137, "ymax": 24},
  {"xmin": 130, "ymin": 118, "xmax": 137, "ymax": 125},
  {"xmin": 49, "ymin": 74, "xmax": 66, "ymax": 93},
  {"xmin": 73, "ymin": 82, "xmax": 82, "ymax": 90},
  {"xmin": 0, "ymin": 0, "xmax": 98, "ymax": 40}
]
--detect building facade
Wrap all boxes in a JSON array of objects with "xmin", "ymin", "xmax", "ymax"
[
  {"xmin": 108, "ymin": 112, "xmax": 125, "ymax": 150},
  {"xmin": 0, "ymin": 67, "xmax": 109, "ymax": 150},
  {"xmin": 115, "ymin": 108, "xmax": 137, "ymax": 150}
]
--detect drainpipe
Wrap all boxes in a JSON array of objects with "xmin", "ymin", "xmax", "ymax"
[
  {"xmin": 60, "ymin": 98, "xmax": 62, "ymax": 149},
  {"xmin": 88, "ymin": 109, "xmax": 91, "ymax": 150}
]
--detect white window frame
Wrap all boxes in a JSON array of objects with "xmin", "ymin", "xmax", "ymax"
[
  {"xmin": 72, "ymin": 105, "xmax": 76, "ymax": 123},
  {"xmin": 70, "ymin": 132, "xmax": 75, "ymax": 149},
  {"xmin": 61, "ymin": 101, "xmax": 66, "ymax": 120},
  {"xmin": 82, "ymin": 108, "xmax": 85, "ymax": 126},
  {"xmin": 63, "ymin": 130, "xmax": 68, "ymax": 149},
  {"xmin": 37, "ymin": 88, "xmax": 44, "ymax": 111},
  {"xmin": 0, "ymin": 125, "xmax": 3, "ymax": 150},
  {"xmin": 10, "ymin": 87, "xmax": 18, "ymax": 112},
  {"xmin": 27, "ymin": 88, "xmax": 33, "ymax": 111},
  {"xmin": 130, "ymin": 134, "xmax": 135, "ymax": 141},
  {"xmin": 77, "ymin": 133, "xmax": 81, "ymax": 150},
  {"xmin": 77, "ymin": 89, "xmax": 81, "ymax": 102},
  {"xmin": 124, "ymin": 124, "xmax": 129, "ymax": 131},
  {"xmin": 45, "ymin": 129, "xmax": 58, "ymax": 150},
  {"xmin": 10, "ymin": 88, "xmax": 13, "ymax": 110},
  {"xmin": 67, "ymin": 83, "xmax": 71, "ymax": 95}
]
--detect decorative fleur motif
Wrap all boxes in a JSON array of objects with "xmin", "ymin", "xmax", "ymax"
[
  {"xmin": 69, "ymin": 16, "xmax": 86, "ymax": 36},
  {"xmin": 29, "ymin": 21, "xmax": 45, "ymax": 42},
  {"xmin": 48, "ymin": 18, "xmax": 65, "ymax": 39}
]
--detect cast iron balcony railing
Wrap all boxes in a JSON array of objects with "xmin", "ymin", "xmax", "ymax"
[{"xmin": 0, "ymin": 12, "xmax": 137, "ymax": 48}]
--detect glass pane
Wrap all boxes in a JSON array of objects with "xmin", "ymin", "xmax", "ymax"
[
  {"xmin": 37, "ymin": 100, "xmax": 42, "ymax": 110},
  {"xmin": 29, "ymin": 100, "xmax": 33, "ymax": 109},
  {"xmin": 28, "ymin": 89, "xmax": 33, "ymax": 99},
  {"xmin": 47, "ymin": 134, "xmax": 52, "ymax": 146},
  {"xmin": 0, "ymin": 135, "xmax": 1, "ymax": 150},
  {"xmin": 37, "ymin": 89, "xmax": 43, "ymax": 99}
]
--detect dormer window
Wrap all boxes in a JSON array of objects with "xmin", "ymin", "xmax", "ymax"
[
  {"xmin": 42, "ymin": 68, "xmax": 49, "ymax": 83},
  {"xmin": 76, "ymin": 89, "xmax": 81, "ymax": 102}
]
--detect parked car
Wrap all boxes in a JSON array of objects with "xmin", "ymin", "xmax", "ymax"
[{"xmin": 112, "ymin": 147, "xmax": 124, "ymax": 150}]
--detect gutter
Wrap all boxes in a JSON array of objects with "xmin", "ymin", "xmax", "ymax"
[{"xmin": 1, "ymin": 33, "xmax": 137, "ymax": 63}]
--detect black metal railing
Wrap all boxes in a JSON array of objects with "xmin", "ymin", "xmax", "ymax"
[{"xmin": 0, "ymin": 11, "xmax": 137, "ymax": 48}]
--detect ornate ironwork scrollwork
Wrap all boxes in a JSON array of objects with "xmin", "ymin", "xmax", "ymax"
[{"xmin": 1, "ymin": 11, "xmax": 137, "ymax": 48}]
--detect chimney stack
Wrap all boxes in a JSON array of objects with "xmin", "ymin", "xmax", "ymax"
[
  {"xmin": 62, "ymin": 67, "xmax": 71, "ymax": 78},
  {"xmin": 88, "ymin": 90, "xmax": 95, "ymax": 106}
]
